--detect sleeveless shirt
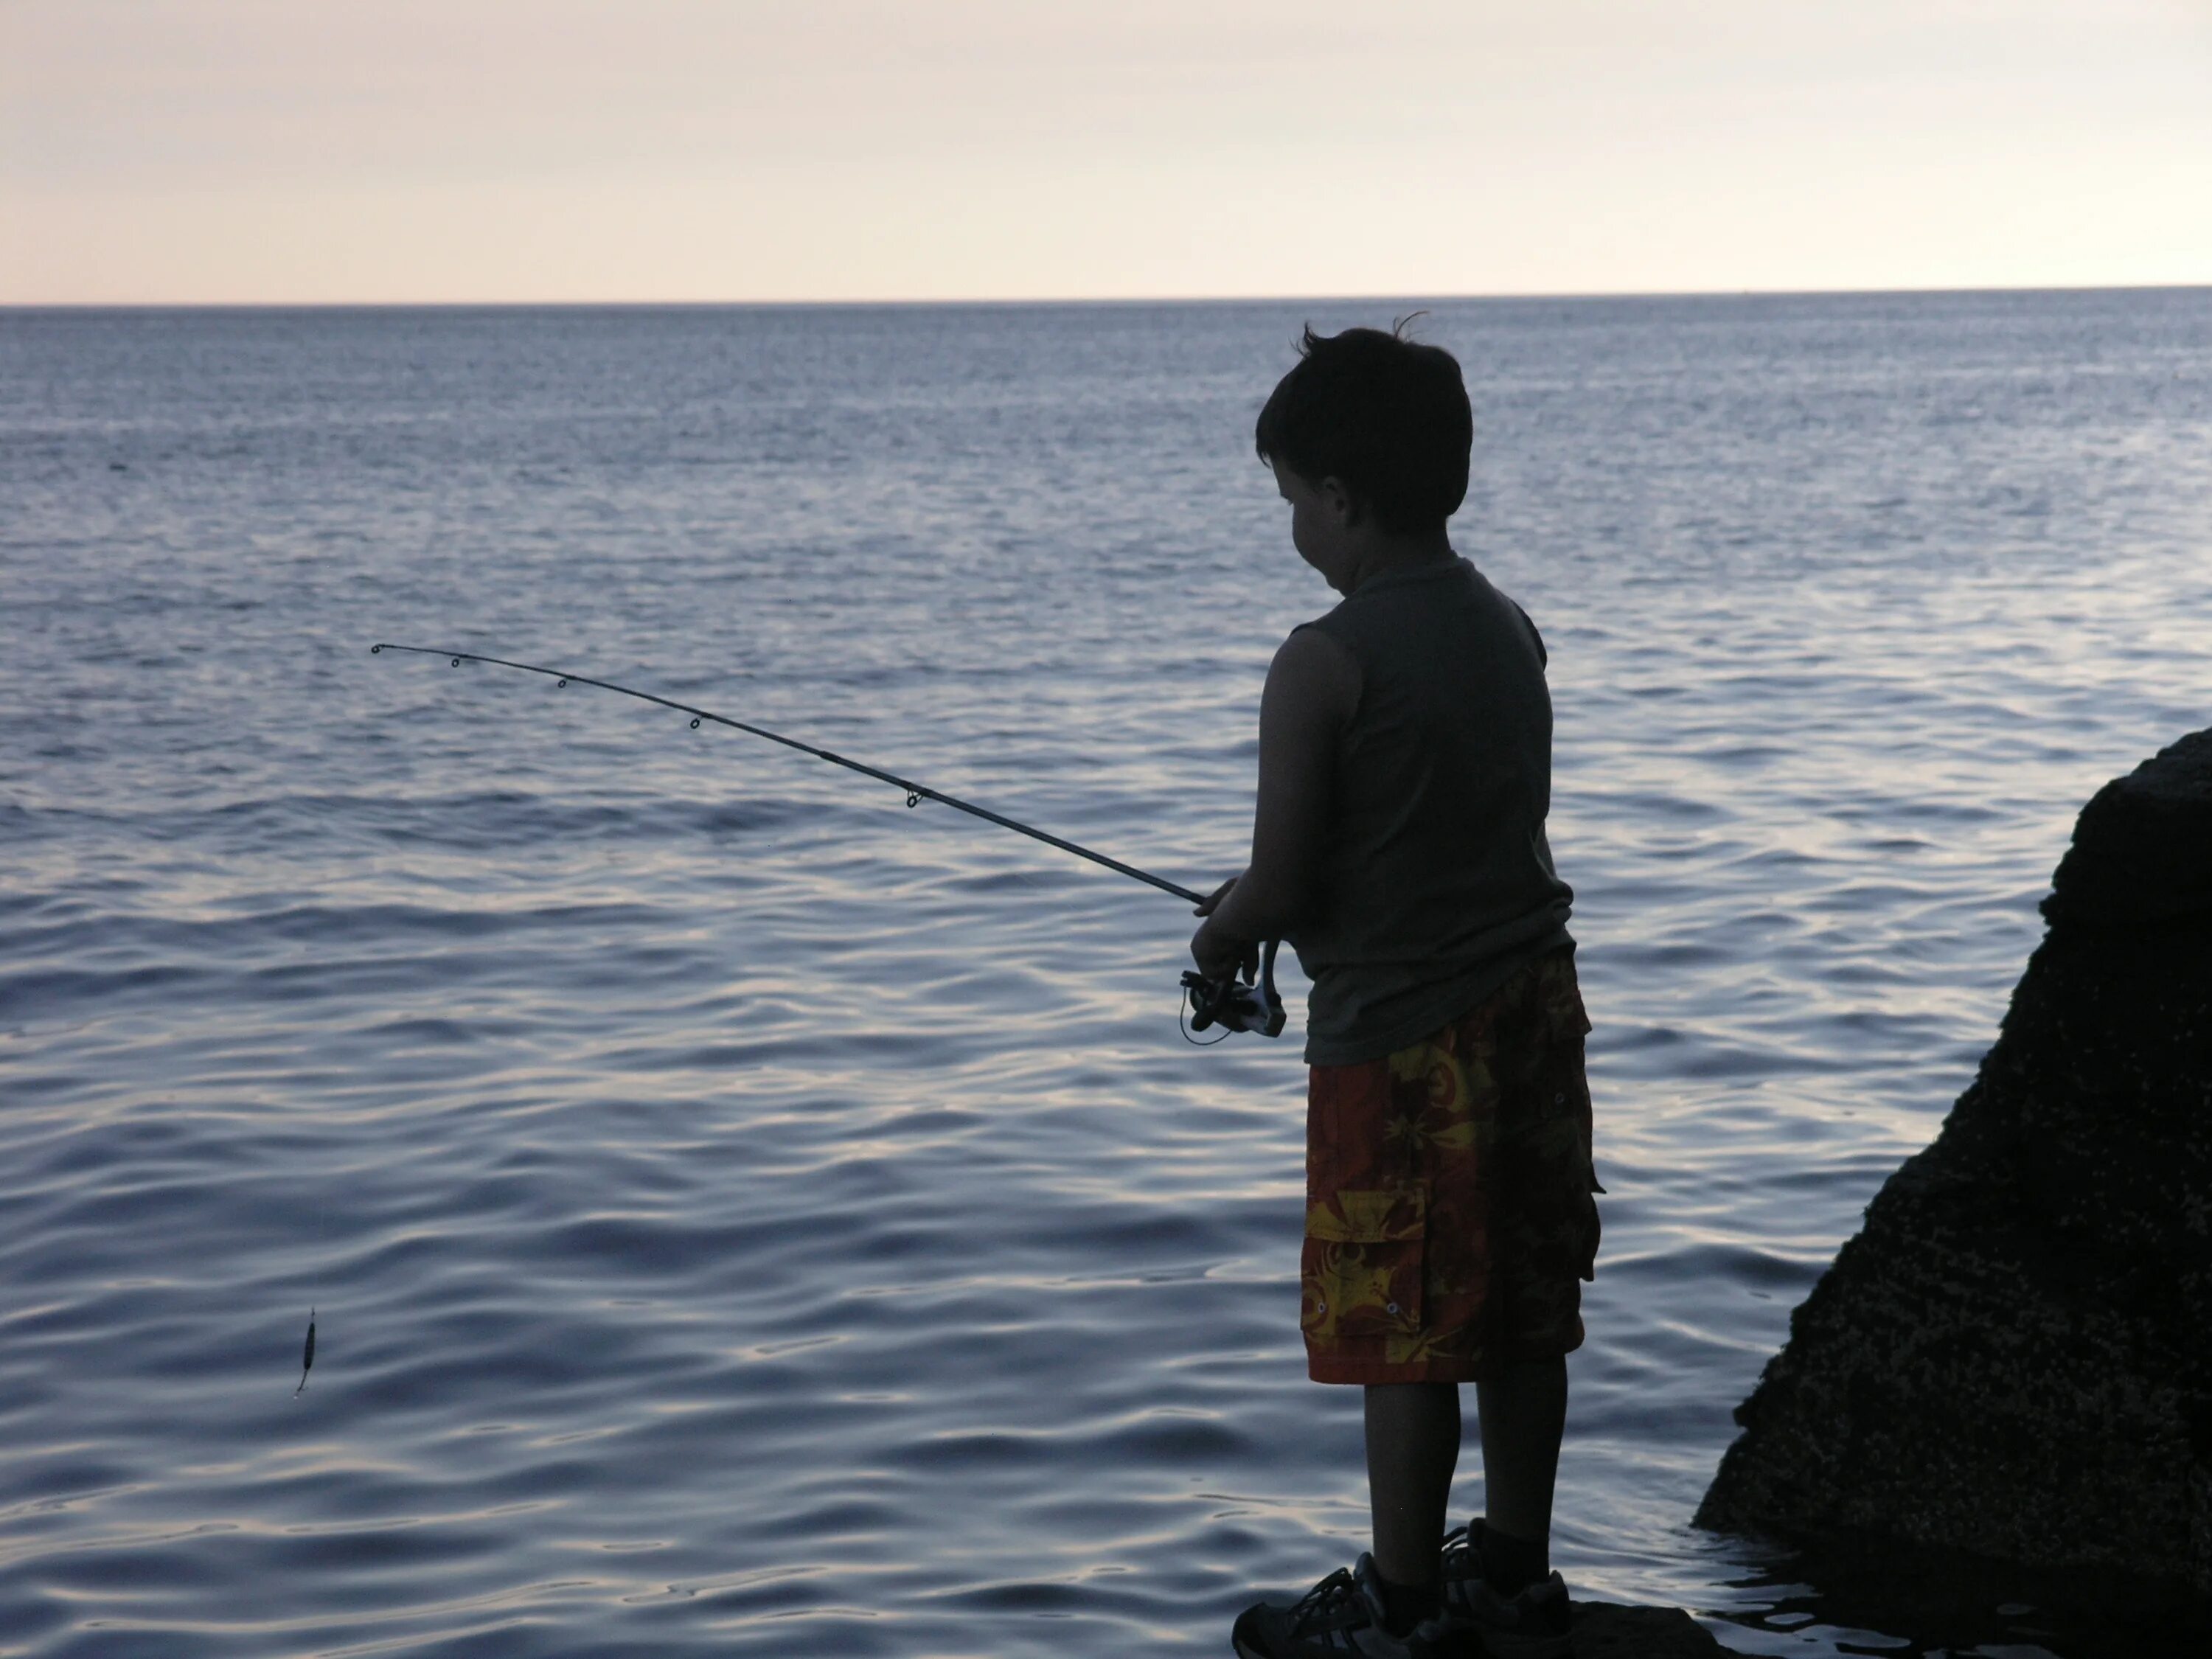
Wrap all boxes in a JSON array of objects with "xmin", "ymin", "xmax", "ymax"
[{"xmin": 1290, "ymin": 557, "xmax": 1574, "ymax": 1065}]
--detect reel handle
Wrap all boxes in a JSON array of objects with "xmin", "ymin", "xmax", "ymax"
[{"xmin": 1180, "ymin": 939, "xmax": 1285, "ymax": 1038}]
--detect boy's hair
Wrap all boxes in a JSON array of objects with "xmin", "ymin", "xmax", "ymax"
[{"xmin": 1253, "ymin": 321, "xmax": 1472, "ymax": 533}]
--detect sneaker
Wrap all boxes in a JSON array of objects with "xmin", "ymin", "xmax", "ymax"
[
  {"xmin": 1231, "ymin": 1551, "xmax": 1455, "ymax": 1658},
  {"xmin": 1436, "ymin": 1520, "xmax": 1571, "ymax": 1657}
]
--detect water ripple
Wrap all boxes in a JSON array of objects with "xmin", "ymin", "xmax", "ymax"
[{"xmin": 3, "ymin": 292, "xmax": 2208, "ymax": 1657}]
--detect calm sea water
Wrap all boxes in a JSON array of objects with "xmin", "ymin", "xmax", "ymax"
[{"xmin": 3, "ymin": 293, "xmax": 2208, "ymax": 1659}]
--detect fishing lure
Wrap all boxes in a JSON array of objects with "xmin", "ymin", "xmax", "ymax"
[
  {"xmin": 295, "ymin": 1308, "xmax": 316, "ymax": 1396},
  {"xmin": 370, "ymin": 644, "xmax": 1283, "ymax": 1037}
]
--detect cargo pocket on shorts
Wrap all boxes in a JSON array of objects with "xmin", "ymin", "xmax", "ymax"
[
  {"xmin": 1300, "ymin": 1183, "xmax": 1427, "ymax": 1340},
  {"xmin": 1537, "ymin": 956, "xmax": 1600, "ymax": 1283},
  {"xmin": 1541, "ymin": 960, "xmax": 1593, "ymax": 1048},
  {"xmin": 1579, "ymin": 1165, "xmax": 1604, "ymax": 1283}
]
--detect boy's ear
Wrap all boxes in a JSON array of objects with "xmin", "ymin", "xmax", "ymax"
[{"xmin": 1317, "ymin": 475, "xmax": 1361, "ymax": 526}]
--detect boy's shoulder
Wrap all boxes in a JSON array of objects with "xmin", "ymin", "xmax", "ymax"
[
  {"xmin": 1303, "ymin": 562, "xmax": 1552, "ymax": 689},
  {"xmin": 1267, "ymin": 623, "xmax": 1361, "ymax": 732}
]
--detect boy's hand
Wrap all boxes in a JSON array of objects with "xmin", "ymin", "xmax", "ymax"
[
  {"xmin": 1192, "ymin": 874, "xmax": 1257, "ymax": 982},
  {"xmin": 1191, "ymin": 905, "xmax": 1259, "ymax": 986}
]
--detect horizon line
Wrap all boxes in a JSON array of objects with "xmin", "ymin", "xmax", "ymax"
[{"xmin": 5, "ymin": 279, "xmax": 2208, "ymax": 313}]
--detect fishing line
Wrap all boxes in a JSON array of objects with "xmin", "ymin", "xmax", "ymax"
[{"xmin": 349, "ymin": 641, "xmax": 1284, "ymax": 1384}]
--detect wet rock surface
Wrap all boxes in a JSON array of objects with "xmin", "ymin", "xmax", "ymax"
[
  {"xmin": 1697, "ymin": 728, "xmax": 2212, "ymax": 1607},
  {"xmin": 1569, "ymin": 1599, "xmax": 1735, "ymax": 1654}
]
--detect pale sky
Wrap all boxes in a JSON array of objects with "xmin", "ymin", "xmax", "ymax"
[{"xmin": 4, "ymin": 0, "xmax": 2211, "ymax": 303}]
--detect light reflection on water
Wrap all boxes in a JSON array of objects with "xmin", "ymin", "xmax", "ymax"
[{"xmin": 2, "ymin": 292, "xmax": 2208, "ymax": 1658}]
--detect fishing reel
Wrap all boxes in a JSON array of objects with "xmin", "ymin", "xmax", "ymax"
[{"xmin": 1181, "ymin": 938, "xmax": 1286, "ymax": 1040}]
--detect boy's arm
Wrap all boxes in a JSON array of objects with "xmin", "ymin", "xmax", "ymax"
[{"xmin": 1190, "ymin": 625, "xmax": 1358, "ymax": 980}]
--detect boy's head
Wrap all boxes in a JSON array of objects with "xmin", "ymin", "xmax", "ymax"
[{"xmin": 1253, "ymin": 322, "xmax": 1472, "ymax": 535}]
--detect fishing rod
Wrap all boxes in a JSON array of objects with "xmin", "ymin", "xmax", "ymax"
[{"xmin": 369, "ymin": 643, "xmax": 1285, "ymax": 1038}]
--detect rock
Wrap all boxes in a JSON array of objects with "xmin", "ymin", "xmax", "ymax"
[
  {"xmin": 1569, "ymin": 1599, "xmax": 1735, "ymax": 1655},
  {"xmin": 1697, "ymin": 728, "xmax": 2212, "ymax": 1604}
]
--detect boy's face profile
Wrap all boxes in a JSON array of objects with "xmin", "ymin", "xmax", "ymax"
[{"xmin": 1273, "ymin": 459, "xmax": 1360, "ymax": 594}]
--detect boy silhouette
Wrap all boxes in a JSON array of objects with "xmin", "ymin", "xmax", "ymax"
[{"xmin": 1192, "ymin": 324, "xmax": 1599, "ymax": 1658}]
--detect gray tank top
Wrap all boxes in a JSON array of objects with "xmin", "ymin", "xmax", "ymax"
[{"xmin": 1290, "ymin": 557, "xmax": 1574, "ymax": 1065}]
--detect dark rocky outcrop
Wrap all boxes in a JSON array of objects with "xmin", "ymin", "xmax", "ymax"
[
  {"xmin": 1566, "ymin": 1601, "xmax": 1734, "ymax": 1655},
  {"xmin": 1569, "ymin": 1600, "xmax": 1733, "ymax": 1655},
  {"xmin": 1697, "ymin": 728, "xmax": 2212, "ymax": 1604}
]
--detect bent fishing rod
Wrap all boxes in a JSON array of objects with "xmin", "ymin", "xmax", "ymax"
[{"xmin": 369, "ymin": 642, "xmax": 1284, "ymax": 1040}]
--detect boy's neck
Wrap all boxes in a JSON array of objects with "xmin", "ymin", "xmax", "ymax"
[{"xmin": 1335, "ymin": 528, "xmax": 1456, "ymax": 596}]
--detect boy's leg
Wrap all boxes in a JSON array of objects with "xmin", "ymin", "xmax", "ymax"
[
  {"xmin": 1475, "ymin": 1354, "xmax": 1568, "ymax": 1577},
  {"xmin": 1472, "ymin": 946, "xmax": 1588, "ymax": 1582},
  {"xmin": 1364, "ymin": 1381, "xmax": 1460, "ymax": 1590}
]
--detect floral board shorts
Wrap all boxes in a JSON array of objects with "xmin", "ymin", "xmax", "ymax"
[{"xmin": 1301, "ymin": 945, "xmax": 1601, "ymax": 1385}]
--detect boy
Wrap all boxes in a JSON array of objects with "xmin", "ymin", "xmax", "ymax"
[{"xmin": 1192, "ymin": 324, "xmax": 1599, "ymax": 1659}]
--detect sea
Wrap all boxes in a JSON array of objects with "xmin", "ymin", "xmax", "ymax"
[{"xmin": 2, "ymin": 291, "xmax": 2208, "ymax": 1659}]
